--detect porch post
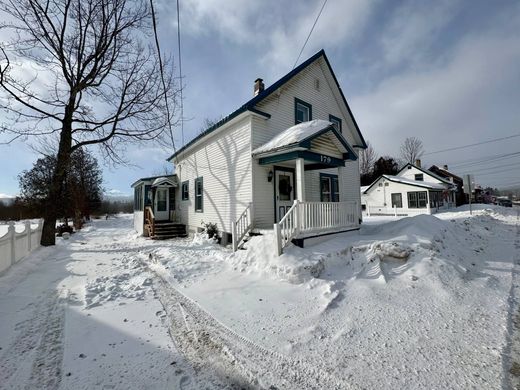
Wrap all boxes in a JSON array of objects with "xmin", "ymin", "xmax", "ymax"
[
  {"xmin": 295, "ymin": 158, "xmax": 305, "ymax": 202},
  {"xmin": 338, "ymin": 166, "xmax": 345, "ymax": 201}
]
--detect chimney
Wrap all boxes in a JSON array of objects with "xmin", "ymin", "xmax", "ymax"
[
  {"xmin": 254, "ymin": 78, "xmax": 264, "ymax": 96},
  {"xmin": 415, "ymin": 159, "xmax": 421, "ymax": 168},
  {"xmin": 443, "ymin": 164, "xmax": 448, "ymax": 170}
]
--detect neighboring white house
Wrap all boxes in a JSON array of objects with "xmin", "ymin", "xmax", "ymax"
[
  {"xmin": 132, "ymin": 50, "xmax": 367, "ymax": 254},
  {"xmin": 362, "ymin": 162, "xmax": 456, "ymax": 216}
]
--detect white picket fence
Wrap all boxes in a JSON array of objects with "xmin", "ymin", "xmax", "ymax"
[{"xmin": 0, "ymin": 219, "xmax": 43, "ymax": 274}]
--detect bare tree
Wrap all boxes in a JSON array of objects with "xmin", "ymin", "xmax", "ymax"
[
  {"xmin": 400, "ymin": 137, "xmax": 424, "ymax": 164},
  {"xmin": 359, "ymin": 141, "xmax": 377, "ymax": 176},
  {"xmin": 0, "ymin": 0, "xmax": 178, "ymax": 245},
  {"xmin": 198, "ymin": 116, "xmax": 224, "ymax": 135}
]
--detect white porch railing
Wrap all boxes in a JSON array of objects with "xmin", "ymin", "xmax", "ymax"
[
  {"xmin": 232, "ymin": 202, "xmax": 254, "ymax": 252},
  {"xmin": 274, "ymin": 200, "xmax": 359, "ymax": 255}
]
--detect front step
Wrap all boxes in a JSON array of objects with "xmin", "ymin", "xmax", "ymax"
[{"xmin": 151, "ymin": 221, "xmax": 187, "ymax": 240}]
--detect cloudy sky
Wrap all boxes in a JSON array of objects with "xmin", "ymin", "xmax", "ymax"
[{"xmin": 1, "ymin": 0, "xmax": 519, "ymax": 197}]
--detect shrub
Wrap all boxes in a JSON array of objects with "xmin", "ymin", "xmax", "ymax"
[{"xmin": 201, "ymin": 221, "xmax": 219, "ymax": 240}]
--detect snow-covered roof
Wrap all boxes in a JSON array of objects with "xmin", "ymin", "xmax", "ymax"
[
  {"xmin": 152, "ymin": 177, "xmax": 177, "ymax": 186},
  {"xmin": 382, "ymin": 175, "xmax": 451, "ymax": 190},
  {"xmin": 252, "ymin": 120, "xmax": 334, "ymax": 155},
  {"xmin": 131, "ymin": 174, "xmax": 177, "ymax": 188}
]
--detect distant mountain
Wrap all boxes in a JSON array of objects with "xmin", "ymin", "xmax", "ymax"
[
  {"xmin": 103, "ymin": 189, "xmax": 132, "ymax": 202},
  {"xmin": 0, "ymin": 193, "xmax": 15, "ymax": 206}
]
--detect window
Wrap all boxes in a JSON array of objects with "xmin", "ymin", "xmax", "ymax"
[
  {"xmin": 408, "ymin": 191, "xmax": 428, "ymax": 208},
  {"xmin": 181, "ymin": 181, "xmax": 189, "ymax": 200},
  {"xmin": 134, "ymin": 185, "xmax": 143, "ymax": 211},
  {"xmin": 391, "ymin": 193, "xmax": 402, "ymax": 208},
  {"xmin": 320, "ymin": 174, "xmax": 339, "ymax": 202},
  {"xmin": 295, "ymin": 98, "xmax": 312, "ymax": 124},
  {"xmin": 157, "ymin": 189, "xmax": 167, "ymax": 211},
  {"xmin": 329, "ymin": 114, "xmax": 342, "ymax": 133},
  {"xmin": 415, "ymin": 174, "xmax": 424, "ymax": 181},
  {"xmin": 195, "ymin": 177, "xmax": 203, "ymax": 212}
]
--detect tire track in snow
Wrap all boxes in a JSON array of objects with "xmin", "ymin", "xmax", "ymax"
[
  {"xmin": 0, "ymin": 292, "xmax": 65, "ymax": 390},
  {"xmin": 143, "ymin": 256, "xmax": 354, "ymax": 390}
]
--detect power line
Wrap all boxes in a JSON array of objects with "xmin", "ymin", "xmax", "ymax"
[
  {"xmin": 448, "ymin": 151, "xmax": 520, "ymax": 169},
  {"xmin": 150, "ymin": 0, "xmax": 177, "ymax": 158},
  {"xmin": 424, "ymin": 133, "xmax": 520, "ymax": 156},
  {"xmin": 472, "ymin": 166, "xmax": 520, "ymax": 177},
  {"xmin": 466, "ymin": 161, "xmax": 520, "ymax": 174},
  {"xmin": 176, "ymin": 0, "xmax": 185, "ymax": 148},
  {"xmin": 292, "ymin": 0, "xmax": 328, "ymax": 69}
]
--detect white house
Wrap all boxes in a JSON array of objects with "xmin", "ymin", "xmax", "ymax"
[
  {"xmin": 132, "ymin": 50, "xmax": 367, "ymax": 254},
  {"xmin": 362, "ymin": 162, "xmax": 456, "ymax": 216}
]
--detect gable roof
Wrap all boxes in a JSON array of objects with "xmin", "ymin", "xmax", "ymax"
[
  {"xmin": 363, "ymin": 174, "xmax": 453, "ymax": 194},
  {"xmin": 251, "ymin": 119, "xmax": 356, "ymax": 159},
  {"xmin": 167, "ymin": 49, "xmax": 366, "ymax": 162},
  {"xmin": 397, "ymin": 163, "xmax": 452, "ymax": 185},
  {"xmin": 428, "ymin": 165, "xmax": 462, "ymax": 182}
]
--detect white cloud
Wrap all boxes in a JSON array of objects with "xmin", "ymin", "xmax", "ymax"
[
  {"xmin": 380, "ymin": 0, "xmax": 462, "ymax": 67},
  {"xmin": 172, "ymin": 0, "xmax": 377, "ymax": 71},
  {"xmin": 351, "ymin": 24, "xmax": 520, "ymax": 170}
]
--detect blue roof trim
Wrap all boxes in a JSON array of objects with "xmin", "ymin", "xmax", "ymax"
[{"xmin": 167, "ymin": 49, "xmax": 366, "ymax": 161}]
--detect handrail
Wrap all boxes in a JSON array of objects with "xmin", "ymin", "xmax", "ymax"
[
  {"xmin": 274, "ymin": 200, "xmax": 359, "ymax": 255},
  {"xmin": 232, "ymin": 202, "xmax": 253, "ymax": 252},
  {"xmin": 273, "ymin": 200, "xmax": 300, "ymax": 256},
  {"xmin": 144, "ymin": 206, "xmax": 155, "ymax": 237}
]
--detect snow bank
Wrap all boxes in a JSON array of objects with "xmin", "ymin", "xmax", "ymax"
[{"xmin": 229, "ymin": 232, "xmax": 325, "ymax": 283}]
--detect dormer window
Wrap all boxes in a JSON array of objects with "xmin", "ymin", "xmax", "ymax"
[{"xmin": 295, "ymin": 98, "xmax": 312, "ymax": 124}]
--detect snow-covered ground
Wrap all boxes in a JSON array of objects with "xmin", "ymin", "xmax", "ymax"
[{"xmin": 0, "ymin": 206, "xmax": 518, "ymax": 389}]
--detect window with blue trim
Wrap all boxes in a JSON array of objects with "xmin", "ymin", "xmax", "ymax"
[
  {"xmin": 320, "ymin": 174, "xmax": 339, "ymax": 202},
  {"xmin": 295, "ymin": 98, "xmax": 312, "ymax": 124},
  {"xmin": 329, "ymin": 114, "xmax": 342, "ymax": 133}
]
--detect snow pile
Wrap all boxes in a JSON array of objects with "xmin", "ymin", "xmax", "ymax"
[
  {"xmin": 229, "ymin": 232, "xmax": 324, "ymax": 283},
  {"xmin": 150, "ymin": 233, "xmax": 228, "ymax": 285},
  {"xmin": 84, "ymin": 255, "xmax": 153, "ymax": 308}
]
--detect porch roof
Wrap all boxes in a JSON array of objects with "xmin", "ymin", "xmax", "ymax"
[
  {"xmin": 252, "ymin": 119, "xmax": 357, "ymax": 160},
  {"xmin": 131, "ymin": 174, "xmax": 177, "ymax": 188}
]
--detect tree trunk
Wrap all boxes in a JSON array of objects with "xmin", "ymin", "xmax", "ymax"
[{"xmin": 40, "ymin": 101, "xmax": 75, "ymax": 246}]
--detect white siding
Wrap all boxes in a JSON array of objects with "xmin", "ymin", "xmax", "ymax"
[
  {"xmin": 250, "ymin": 58, "xmax": 363, "ymax": 227},
  {"xmin": 363, "ymin": 177, "xmax": 432, "ymax": 215},
  {"xmin": 252, "ymin": 58, "xmax": 359, "ymax": 149},
  {"xmin": 398, "ymin": 165, "xmax": 444, "ymax": 184},
  {"xmin": 175, "ymin": 117, "xmax": 253, "ymax": 234},
  {"xmin": 133, "ymin": 211, "xmax": 144, "ymax": 235}
]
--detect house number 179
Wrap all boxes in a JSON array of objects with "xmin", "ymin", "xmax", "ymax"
[{"xmin": 320, "ymin": 155, "xmax": 331, "ymax": 164}]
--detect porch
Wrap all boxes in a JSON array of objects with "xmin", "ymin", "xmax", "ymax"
[
  {"xmin": 132, "ymin": 175, "xmax": 187, "ymax": 240},
  {"xmin": 235, "ymin": 119, "xmax": 361, "ymax": 254}
]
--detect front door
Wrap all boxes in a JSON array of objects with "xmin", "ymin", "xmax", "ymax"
[
  {"xmin": 154, "ymin": 187, "xmax": 169, "ymax": 221},
  {"xmin": 275, "ymin": 170, "xmax": 294, "ymax": 222}
]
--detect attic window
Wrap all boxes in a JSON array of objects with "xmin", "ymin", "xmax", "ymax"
[
  {"xmin": 314, "ymin": 78, "xmax": 320, "ymax": 91},
  {"xmin": 415, "ymin": 174, "xmax": 424, "ymax": 181},
  {"xmin": 295, "ymin": 98, "xmax": 312, "ymax": 124}
]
